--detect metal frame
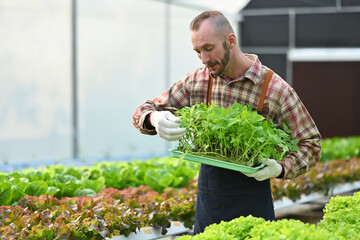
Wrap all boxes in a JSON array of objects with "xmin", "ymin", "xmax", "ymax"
[
  {"xmin": 71, "ymin": 0, "xmax": 78, "ymax": 159},
  {"xmin": 288, "ymin": 48, "xmax": 360, "ymax": 62},
  {"xmin": 240, "ymin": 5, "xmax": 360, "ymax": 17}
]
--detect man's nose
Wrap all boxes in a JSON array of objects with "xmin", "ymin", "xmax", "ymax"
[{"xmin": 201, "ymin": 53, "xmax": 210, "ymax": 65}]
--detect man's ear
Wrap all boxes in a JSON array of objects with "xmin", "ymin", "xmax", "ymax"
[{"xmin": 227, "ymin": 33, "xmax": 237, "ymax": 48}]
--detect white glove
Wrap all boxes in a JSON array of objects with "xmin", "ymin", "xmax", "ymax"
[
  {"xmin": 150, "ymin": 111, "xmax": 186, "ymax": 141},
  {"xmin": 244, "ymin": 158, "xmax": 283, "ymax": 181}
]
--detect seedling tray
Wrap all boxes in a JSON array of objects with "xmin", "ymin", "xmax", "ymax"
[{"xmin": 170, "ymin": 149, "xmax": 265, "ymax": 174}]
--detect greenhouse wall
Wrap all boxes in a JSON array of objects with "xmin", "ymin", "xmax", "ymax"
[
  {"xmin": 0, "ymin": 0, "xmax": 239, "ymax": 169},
  {"xmin": 0, "ymin": 1, "xmax": 73, "ymax": 167}
]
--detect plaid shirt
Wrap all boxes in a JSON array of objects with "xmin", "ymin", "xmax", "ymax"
[{"xmin": 133, "ymin": 54, "xmax": 321, "ymax": 180}]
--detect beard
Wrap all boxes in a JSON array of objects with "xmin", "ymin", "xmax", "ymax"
[{"xmin": 209, "ymin": 41, "xmax": 230, "ymax": 76}]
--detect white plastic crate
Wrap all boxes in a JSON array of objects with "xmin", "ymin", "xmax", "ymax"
[{"xmin": 107, "ymin": 221, "xmax": 191, "ymax": 240}]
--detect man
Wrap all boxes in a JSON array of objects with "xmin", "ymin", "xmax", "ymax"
[{"xmin": 132, "ymin": 11, "xmax": 321, "ymax": 234}]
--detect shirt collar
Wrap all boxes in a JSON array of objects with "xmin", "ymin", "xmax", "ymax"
[{"xmin": 243, "ymin": 54, "xmax": 263, "ymax": 85}]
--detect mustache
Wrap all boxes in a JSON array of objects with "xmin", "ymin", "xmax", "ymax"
[{"xmin": 206, "ymin": 61, "xmax": 218, "ymax": 68}]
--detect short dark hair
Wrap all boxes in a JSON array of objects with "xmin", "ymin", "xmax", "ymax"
[{"xmin": 190, "ymin": 11, "xmax": 234, "ymax": 35}]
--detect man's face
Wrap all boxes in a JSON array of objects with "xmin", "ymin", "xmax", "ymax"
[{"xmin": 191, "ymin": 21, "xmax": 230, "ymax": 76}]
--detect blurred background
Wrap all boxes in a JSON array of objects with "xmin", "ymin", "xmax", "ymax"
[{"xmin": 1, "ymin": 0, "xmax": 359, "ymax": 171}]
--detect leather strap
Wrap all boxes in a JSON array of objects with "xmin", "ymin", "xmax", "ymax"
[
  {"xmin": 257, "ymin": 69, "xmax": 274, "ymax": 115},
  {"xmin": 207, "ymin": 75, "xmax": 214, "ymax": 106}
]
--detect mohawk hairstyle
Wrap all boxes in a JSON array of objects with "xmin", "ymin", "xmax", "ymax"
[{"xmin": 190, "ymin": 11, "xmax": 234, "ymax": 35}]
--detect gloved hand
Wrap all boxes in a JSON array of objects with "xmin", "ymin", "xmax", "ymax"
[
  {"xmin": 150, "ymin": 111, "xmax": 186, "ymax": 141},
  {"xmin": 244, "ymin": 158, "xmax": 283, "ymax": 181}
]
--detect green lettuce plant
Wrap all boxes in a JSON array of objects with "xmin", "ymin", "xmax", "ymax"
[
  {"xmin": 0, "ymin": 157, "xmax": 200, "ymax": 206},
  {"xmin": 320, "ymin": 136, "xmax": 360, "ymax": 162},
  {"xmin": 317, "ymin": 192, "xmax": 360, "ymax": 239},
  {"xmin": 176, "ymin": 102, "xmax": 299, "ymax": 166}
]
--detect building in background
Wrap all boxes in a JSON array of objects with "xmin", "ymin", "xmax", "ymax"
[{"xmin": 239, "ymin": 0, "xmax": 360, "ymax": 138}]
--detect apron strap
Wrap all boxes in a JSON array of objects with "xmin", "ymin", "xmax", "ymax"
[
  {"xmin": 207, "ymin": 75, "xmax": 214, "ymax": 106},
  {"xmin": 257, "ymin": 69, "xmax": 274, "ymax": 115}
]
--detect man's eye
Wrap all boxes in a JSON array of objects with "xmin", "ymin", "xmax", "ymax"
[{"xmin": 205, "ymin": 47, "xmax": 212, "ymax": 51}]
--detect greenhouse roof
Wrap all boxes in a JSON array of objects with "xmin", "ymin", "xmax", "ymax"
[{"xmin": 155, "ymin": 0, "xmax": 250, "ymax": 17}]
